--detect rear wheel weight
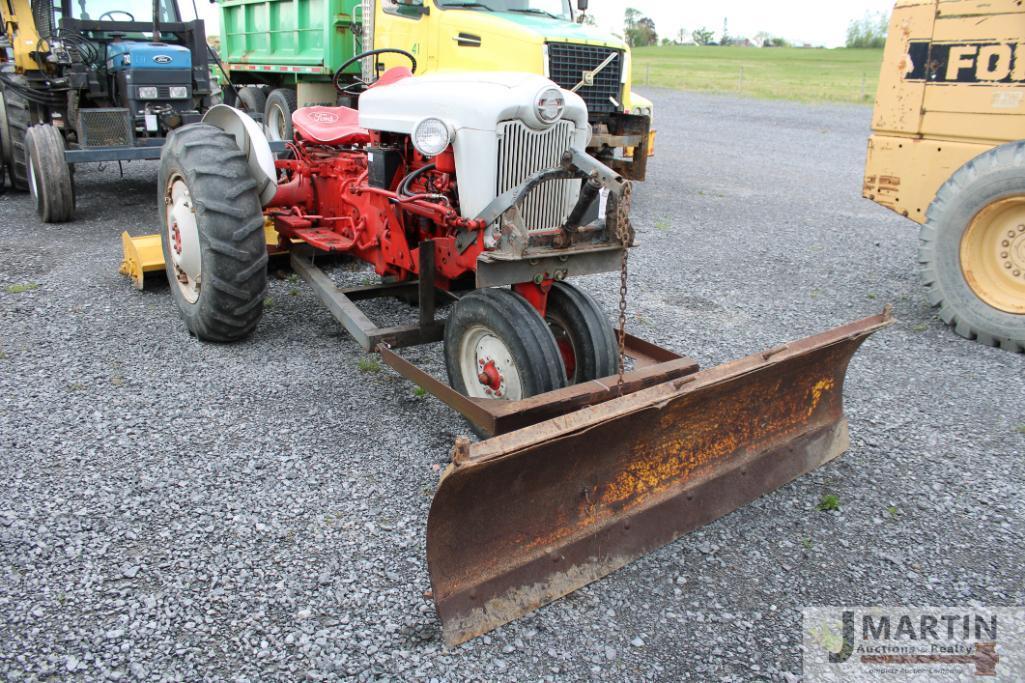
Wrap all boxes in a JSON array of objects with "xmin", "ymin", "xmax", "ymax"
[
  {"xmin": 920, "ymin": 140, "xmax": 1025, "ymax": 353},
  {"xmin": 264, "ymin": 88, "xmax": 297, "ymax": 142},
  {"xmin": 444, "ymin": 288, "xmax": 567, "ymax": 401},
  {"xmin": 158, "ymin": 123, "xmax": 268, "ymax": 342},
  {"xmin": 25, "ymin": 124, "xmax": 75, "ymax": 222},
  {"xmin": 545, "ymin": 281, "xmax": 618, "ymax": 384}
]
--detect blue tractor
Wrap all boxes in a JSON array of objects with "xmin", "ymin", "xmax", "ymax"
[{"xmin": 0, "ymin": 0, "xmax": 218, "ymax": 221}]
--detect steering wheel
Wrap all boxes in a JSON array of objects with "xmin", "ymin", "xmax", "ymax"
[
  {"xmin": 98, "ymin": 10, "xmax": 135, "ymax": 21},
  {"xmin": 333, "ymin": 48, "xmax": 417, "ymax": 95}
]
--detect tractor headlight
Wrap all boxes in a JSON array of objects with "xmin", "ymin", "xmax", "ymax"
[
  {"xmin": 169, "ymin": 86, "xmax": 189, "ymax": 99},
  {"xmin": 138, "ymin": 86, "xmax": 159, "ymax": 100},
  {"xmin": 412, "ymin": 117, "xmax": 452, "ymax": 158},
  {"xmin": 536, "ymin": 87, "xmax": 565, "ymax": 124}
]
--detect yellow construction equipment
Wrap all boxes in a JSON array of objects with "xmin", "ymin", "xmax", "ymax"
[{"xmin": 864, "ymin": 0, "xmax": 1025, "ymax": 351}]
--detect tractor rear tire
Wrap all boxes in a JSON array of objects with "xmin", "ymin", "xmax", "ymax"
[
  {"xmin": 236, "ymin": 86, "xmax": 267, "ymax": 117},
  {"xmin": 0, "ymin": 77, "xmax": 31, "ymax": 190},
  {"xmin": 25, "ymin": 125, "xmax": 75, "ymax": 222},
  {"xmin": 546, "ymin": 282, "xmax": 619, "ymax": 384},
  {"xmin": 445, "ymin": 288, "xmax": 567, "ymax": 401},
  {"xmin": 920, "ymin": 141, "xmax": 1025, "ymax": 353},
  {"xmin": 159, "ymin": 123, "xmax": 267, "ymax": 342},
  {"xmin": 265, "ymin": 88, "xmax": 297, "ymax": 142}
]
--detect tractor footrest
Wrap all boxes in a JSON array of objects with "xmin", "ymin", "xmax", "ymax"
[{"xmin": 291, "ymin": 228, "xmax": 355, "ymax": 252}]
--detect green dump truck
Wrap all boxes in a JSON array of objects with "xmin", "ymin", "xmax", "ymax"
[{"xmin": 216, "ymin": 0, "xmax": 654, "ymax": 179}]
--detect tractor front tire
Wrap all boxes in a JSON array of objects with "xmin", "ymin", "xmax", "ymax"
[
  {"xmin": 0, "ymin": 77, "xmax": 30, "ymax": 190},
  {"xmin": 159, "ymin": 123, "xmax": 268, "ymax": 342},
  {"xmin": 265, "ymin": 88, "xmax": 297, "ymax": 142},
  {"xmin": 25, "ymin": 125, "xmax": 75, "ymax": 222},
  {"xmin": 445, "ymin": 288, "xmax": 567, "ymax": 401},
  {"xmin": 545, "ymin": 282, "xmax": 619, "ymax": 384},
  {"xmin": 920, "ymin": 141, "xmax": 1025, "ymax": 353}
]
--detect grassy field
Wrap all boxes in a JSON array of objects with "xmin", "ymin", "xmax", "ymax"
[{"xmin": 631, "ymin": 46, "xmax": 885, "ymax": 104}]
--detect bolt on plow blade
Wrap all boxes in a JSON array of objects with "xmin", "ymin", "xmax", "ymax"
[{"xmin": 427, "ymin": 311, "xmax": 892, "ymax": 646}]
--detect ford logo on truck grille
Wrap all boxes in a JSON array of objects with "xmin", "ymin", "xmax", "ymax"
[{"xmin": 153, "ymin": 55, "xmax": 173, "ymax": 64}]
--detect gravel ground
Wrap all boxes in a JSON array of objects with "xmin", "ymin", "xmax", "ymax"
[{"xmin": 1, "ymin": 89, "xmax": 1023, "ymax": 682}]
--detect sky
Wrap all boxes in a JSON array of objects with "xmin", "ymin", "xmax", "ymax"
[
  {"xmin": 585, "ymin": 0, "xmax": 896, "ymax": 48},
  {"xmin": 192, "ymin": 0, "xmax": 897, "ymax": 49}
]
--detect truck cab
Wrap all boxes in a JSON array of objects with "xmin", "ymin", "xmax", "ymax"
[{"xmin": 217, "ymin": 0, "xmax": 653, "ymax": 179}]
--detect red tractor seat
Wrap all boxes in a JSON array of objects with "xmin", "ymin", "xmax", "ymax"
[
  {"xmin": 370, "ymin": 66, "xmax": 413, "ymax": 89},
  {"xmin": 291, "ymin": 106, "xmax": 371, "ymax": 146}
]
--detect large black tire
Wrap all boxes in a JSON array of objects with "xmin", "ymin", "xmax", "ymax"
[
  {"xmin": 264, "ymin": 88, "xmax": 297, "ymax": 142},
  {"xmin": 236, "ymin": 86, "xmax": 267, "ymax": 116},
  {"xmin": 0, "ymin": 78, "xmax": 30, "ymax": 190},
  {"xmin": 919, "ymin": 141, "xmax": 1025, "ymax": 353},
  {"xmin": 25, "ymin": 124, "xmax": 75, "ymax": 222},
  {"xmin": 546, "ymin": 282, "xmax": 618, "ymax": 384},
  {"xmin": 158, "ymin": 123, "xmax": 268, "ymax": 342},
  {"xmin": 445, "ymin": 288, "xmax": 567, "ymax": 401}
]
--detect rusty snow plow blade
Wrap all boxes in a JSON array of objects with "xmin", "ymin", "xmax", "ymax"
[{"xmin": 427, "ymin": 310, "xmax": 893, "ymax": 646}]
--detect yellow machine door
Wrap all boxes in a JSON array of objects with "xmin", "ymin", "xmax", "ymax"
[{"xmin": 374, "ymin": 0, "xmax": 436, "ymax": 74}]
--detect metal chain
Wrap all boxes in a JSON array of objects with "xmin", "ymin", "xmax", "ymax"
[{"xmin": 613, "ymin": 182, "xmax": 633, "ymax": 392}]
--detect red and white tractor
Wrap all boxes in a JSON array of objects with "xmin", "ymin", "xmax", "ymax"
[{"xmin": 154, "ymin": 53, "xmax": 891, "ymax": 646}]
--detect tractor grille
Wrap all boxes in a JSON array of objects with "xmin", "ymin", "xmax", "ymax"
[
  {"xmin": 546, "ymin": 43, "xmax": 623, "ymax": 116},
  {"xmin": 496, "ymin": 120, "xmax": 578, "ymax": 233},
  {"xmin": 78, "ymin": 108, "xmax": 133, "ymax": 148}
]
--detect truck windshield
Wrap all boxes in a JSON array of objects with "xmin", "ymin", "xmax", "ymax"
[
  {"xmin": 69, "ymin": 0, "xmax": 180, "ymax": 23},
  {"xmin": 436, "ymin": 0, "xmax": 572, "ymax": 22}
]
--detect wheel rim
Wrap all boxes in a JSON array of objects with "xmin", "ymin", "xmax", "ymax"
[
  {"xmin": 547, "ymin": 315, "xmax": 579, "ymax": 384},
  {"xmin": 267, "ymin": 103, "xmax": 286, "ymax": 142},
  {"xmin": 960, "ymin": 197, "xmax": 1025, "ymax": 315},
  {"xmin": 458, "ymin": 325, "xmax": 523, "ymax": 401},
  {"xmin": 165, "ymin": 174, "xmax": 202, "ymax": 304}
]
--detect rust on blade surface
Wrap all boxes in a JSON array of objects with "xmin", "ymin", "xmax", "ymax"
[{"xmin": 427, "ymin": 311, "xmax": 892, "ymax": 646}]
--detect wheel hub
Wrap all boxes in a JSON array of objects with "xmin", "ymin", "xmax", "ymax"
[
  {"xmin": 165, "ymin": 176, "xmax": 202, "ymax": 304},
  {"xmin": 961, "ymin": 198, "xmax": 1025, "ymax": 314},
  {"xmin": 459, "ymin": 327, "xmax": 522, "ymax": 401}
]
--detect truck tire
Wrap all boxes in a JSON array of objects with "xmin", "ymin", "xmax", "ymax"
[
  {"xmin": 159, "ymin": 123, "xmax": 267, "ymax": 342},
  {"xmin": 0, "ymin": 78, "xmax": 31, "ymax": 190},
  {"xmin": 236, "ymin": 86, "xmax": 266, "ymax": 117},
  {"xmin": 545, "ymin": 282, "xmax": 618, "ymax": 384},
  {"xmin": 920, "ymin": 140, "xmax": 1025, "ymax": 353},
  {"xmin": 25, "ymin": 125, "xmax": 75, "ymax": 222},
  {"xmin": 264, "ymin": 88, "xmax": 297, "ymax": 142},
  {"xmin": 445, "ymin": 288, "xmax": 567, "ymax": 401}
]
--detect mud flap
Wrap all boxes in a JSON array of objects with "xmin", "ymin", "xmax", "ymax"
[{"xmin": 427, "ymin": 311, "xmax": 892, "ymax": 646}]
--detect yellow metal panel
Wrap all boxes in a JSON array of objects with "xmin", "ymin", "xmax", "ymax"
[
  {"xmin": 924, "ymin": 85, "xmax": 1025, "ymax": 119},
  {"xmin": 871, "ymin": 2, "xmax": 936, "ymax": 135},
  {"xmin": 863, "ymin": 134, "xmax": 994, "ymax": 224},
  {"xmin": 921, "ymin": 110, "xmax": 1025, "ymax": 140},
  {"xmin": 936, "ymin": 0, "xmax": 1024, "ymax": 18},
  {"xmin": 5, "ymin": 0, "xmax": 47, "ymax": 72}
]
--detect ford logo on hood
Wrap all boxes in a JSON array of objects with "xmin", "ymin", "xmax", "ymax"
[{"xmin": 153, "ymin": 55, "xmax": 173, "ymax": 64}]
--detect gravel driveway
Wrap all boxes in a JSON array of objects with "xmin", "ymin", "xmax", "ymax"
[{"xmin": 2, "ymin": 89, "xmax": 1023, "ymax": 682}]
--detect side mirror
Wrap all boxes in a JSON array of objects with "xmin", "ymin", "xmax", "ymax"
[{"xmin": 577, "ymin": 0, "xmax": 588, "ymax": 10}]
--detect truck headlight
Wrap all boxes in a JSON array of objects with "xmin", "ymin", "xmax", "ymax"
[
  {"xmin": 138, "ymin": 86, "xmax": 158, "ymax": 100},
  {"xmin": 169, "ymin": 86, "xmax": 188, "ymax": 99},
  {"xmin": 412, "ymin": 118, "xmax": 452, "ymax": 158},
  {"xmin": 536, "ymin": 87, "xmax": 565, "ymax": 124}
]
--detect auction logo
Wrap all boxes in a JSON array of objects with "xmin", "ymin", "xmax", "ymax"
[{"xmin": 804, "ymin": 607, "xmax": 1025, "ymax": 681}]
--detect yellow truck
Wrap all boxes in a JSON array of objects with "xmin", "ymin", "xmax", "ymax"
[
  {"xmin": 864, "ymin": 0, "xmax": 1024, "ymax": 351},
  {"xmin": 218, "ymin": 0, "xmax": 654, "ymax": 180}
]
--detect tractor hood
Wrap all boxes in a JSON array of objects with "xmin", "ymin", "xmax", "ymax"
[
  {"xmin": 437, "ymin": 8, "xmax": 625, "ymax": 50},
  {"xmin": 107, "ymin": 42, "xmax": 192, "ymax": 72}
]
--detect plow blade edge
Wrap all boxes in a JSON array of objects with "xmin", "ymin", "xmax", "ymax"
[{"xmin": 427, "ymin": 311, "xmax": 892, "ymax": 646}]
